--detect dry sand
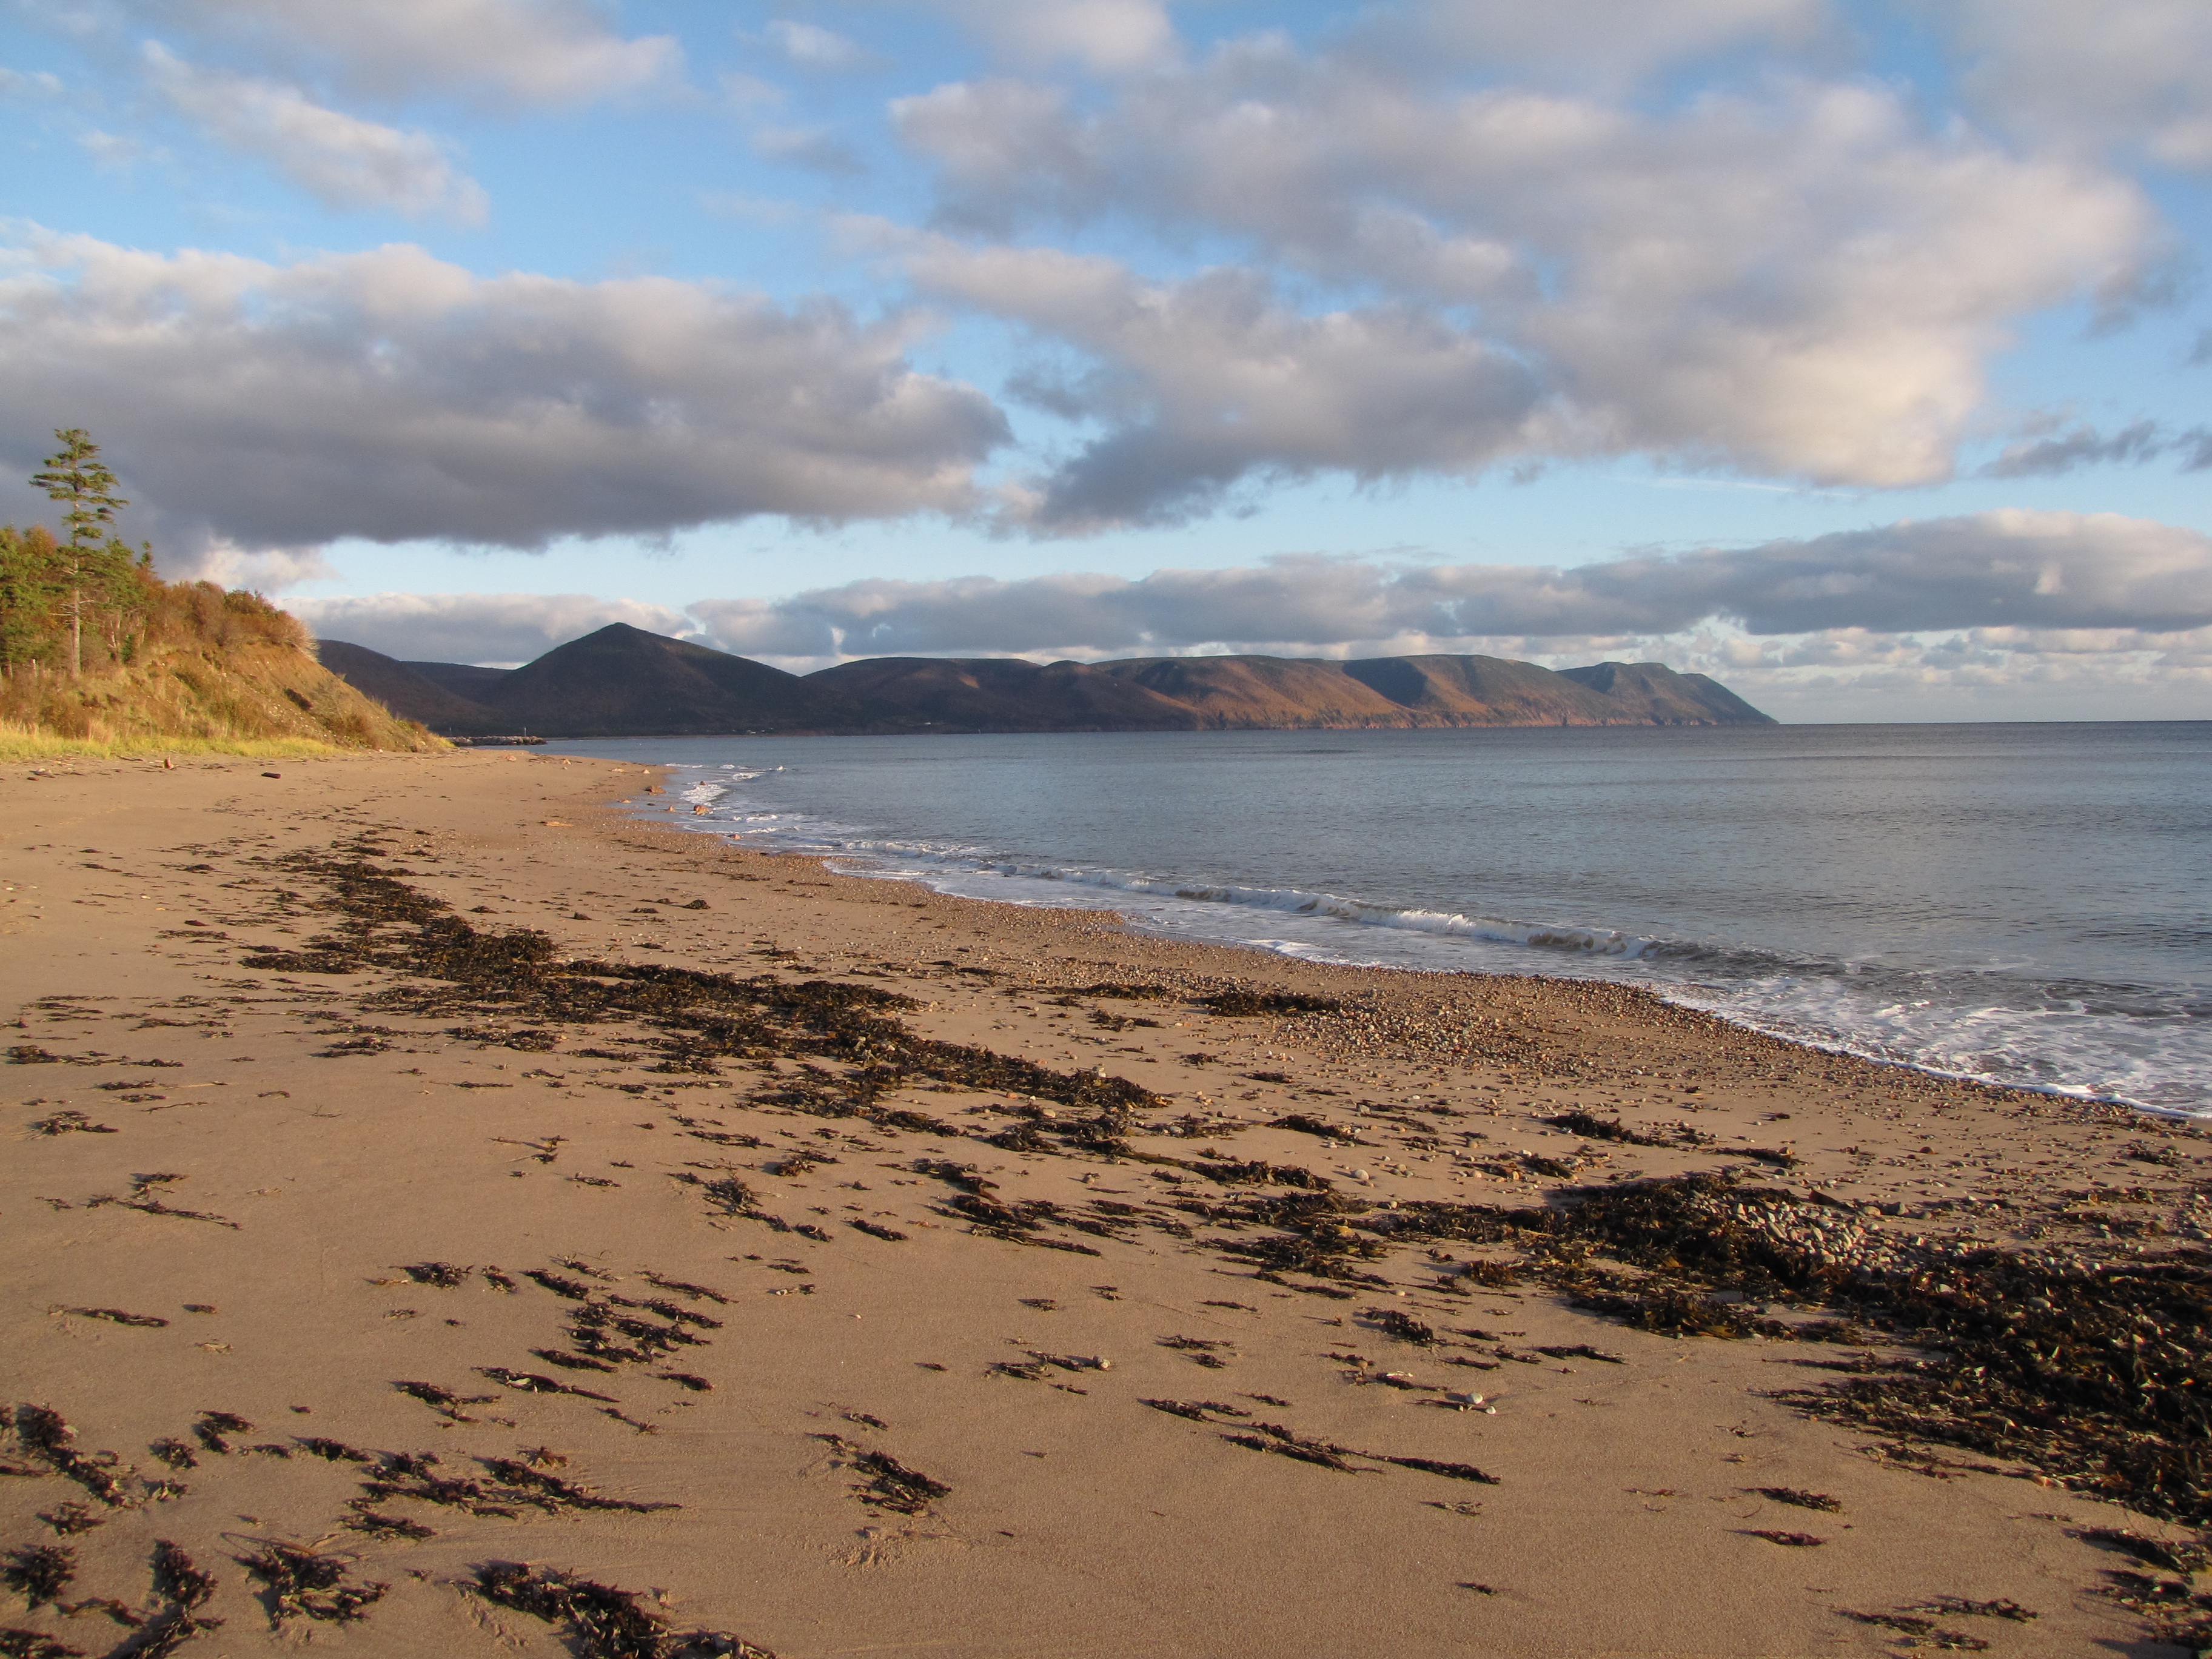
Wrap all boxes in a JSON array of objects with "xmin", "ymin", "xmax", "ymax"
[{"xmin": 3, "ymin": 749, "xmax": 2208, "ymax": 1658}]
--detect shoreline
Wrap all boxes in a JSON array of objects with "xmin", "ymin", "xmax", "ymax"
[
  {"xmin": 4, "ymin": 749, "xmax": 2206, "ymax": 1658},
  {"xmin": 634, "ymin": 768, "xmax": 2176, "ymax": 1122}
]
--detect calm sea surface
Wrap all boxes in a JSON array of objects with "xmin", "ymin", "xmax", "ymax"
[{"xmin": 543, "ymin": 723, "xmax": 2212, "ymax": 1115}]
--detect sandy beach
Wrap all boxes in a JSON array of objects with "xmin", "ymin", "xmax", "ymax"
[{"xmin": 4, "ymin": 749, "xmax": 2208, "ymax": 1658}]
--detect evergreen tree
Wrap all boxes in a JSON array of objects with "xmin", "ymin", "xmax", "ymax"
[
  {"xmin": 0, "ymin": 523, "xmax": 61, "ymax": 676},
  {"xmin": 29, "ymin": 428, "xmax": 129, "ymax": 675}
]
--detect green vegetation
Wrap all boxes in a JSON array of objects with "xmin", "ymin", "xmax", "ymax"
[{"xmin": 1, "ymin": 429, "xmax": 443, "ymax": 756}]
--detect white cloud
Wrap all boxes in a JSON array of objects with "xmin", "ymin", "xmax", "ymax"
[
  {"xmin": 893, "ymin": 54, "xmax": 2153, "ymax": 521},
  {"xmin": 752, "ymin": 123, "xmax": 866, "ymax": 175},
  {"xmin": 1951, "ymin": 0, "xmax": 2212, "ymax": 169},
  {"xmin": 290, "ymin": 591, "xmax": 688, "ymax": 665},
  {"xmin": 77, "ymin": 129, "xmax": 149, "ymax": 167},
  {"xmin": 904, "ymin": 241, "xmax": 1543, "ymax": 528},
  {"xmin": 1355, "ymin": 0, "xmax": 1829, "ymax": 91},
  {"xmin": 0, "ymin": 67, "xmax": 64, "ymax": 98},
  {"xmin": 933, "ymin": 0, "xmax": 1177, "ymax": 73},
  {"xmin": 0, "ymin": 230, "xmax": 1009, "ymax": 565},
  {"xmin": 677, "ymin": 510, "xmax": 2212, "ymax": 658},
  {"xmin": 134, "ymin": 0, "xmax": 681, "ymax": 106},
  {"xmin": 762, "ymin": 19, "xmax": 870, "ymax": 71},
  {"xmin": 146, "ymin": 42, "xmax": 488, "ymax": 221}
]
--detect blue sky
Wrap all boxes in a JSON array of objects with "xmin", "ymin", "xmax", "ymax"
[{"xmin": 1, "ymin": 0, "xmax": 2208, "ymax": 719}]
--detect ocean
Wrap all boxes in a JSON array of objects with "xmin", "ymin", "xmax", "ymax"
[{"xmin": 541, "ymin": 722, "xmax": 2211, "ymax": 1116}]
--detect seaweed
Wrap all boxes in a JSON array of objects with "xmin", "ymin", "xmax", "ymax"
[
  {"xmin": 1367, "ymin": 1309, "xmax": 1439, "ymax": 1346},
  {"xmin": 1196, "ymin": 1159, "xmax": 1331, "ymax": 1190},
  {"xmin": 1221, "ymin": 1426, "xmax": 1364, "ymax": 1473},
  {"xmin": 398, "ymin": 1262, "xmax": 471, "ymax": 1287},
  {"xmin": 28, "ymin": 1112, "xmax": 114, "ymax": 1137},
  {"xmin": 1197, "ymin": 991, "xmax": 1342, "ymax": 1016},
  {"xmin": 1139, "ymin": 1400, "xmax": 1252, "ymax": 1423},
  {"xmin": 532, "ymin": 1349, "xmax": 618, "ymax": 1373},
  {"xmin": 53, "ymin": 1308, "xmax": 166, "ymax": 1329},
  {"xmin": 33, "ymin": 1507, "xmax": 96, "ymax": 1538},
  {"xmin": 392, "ymin": 1381, "xmax": 498, "ymax": 1420},
  {"xmin": 850, "ymin": 1220, "xmax": 908, "ymax": 1242},
  {"xmin": 1376, "ymin": 1456, "xmax": 1499, "ymax": 1485},
  {"xmin": 246, "ymin": 851, "xmax": 1156, "ymax": 1127},
  {"xmin": 2079, "ymin": 1528, "xmax": 2211, "ymax": 1575},
  {"xmin": 1541, "ymin": 1112, "xmax": 1669, "ymax": 1147},
  {"xmin": 149, "ymin": 1543, "xmax": 213, "ymax": 1612},
  {"xmin": 1744, "ymin": 1530, "xmax": 1824, "ymax": 1547},
  {"xmin": 235, "ymin": 1541, "xmax": 386, "ymax": 1625},
  {"xmin": 1836, "ymin": 1610, "xmax": 1989, "ymax": 1649},
  {"xmin": 344, "ymin": 1512, "xmax": 434, "ymax": 1541},
  {"xmin": 0, "ymin": 1632, "xmax": 81, "ymax": 1658},
  {"xmin": 295, "ymin": 1437, "xmax": 371, "ymax": 1462},
  {"xmin": 1903, "ymin": 1598, "xmax": 2037, "ymax": 1623},
  {"xmin": 187, "ymin": 1412, "xmax": 247, "ymax": 1456},
  {"xmin": 471, "ymin": 1561, "xmax": 775, "ymax": 1659},
  {"xmin": 475, "ymin": 1460, "xmax": 679, "ymax": 1513},
  {"xmin": 477, "ymin": 1368, "xmax": 617, "ymax": 1402},
  {"xmin": 2, "ymin": 1545, "xmax": 74, "ymax": 1607},
  {"xmin": 12, "ymin": 1407, "xmax": 134, "ymax": 1506},
  {"xmin": 811, "ymin": 1438, "xmax": 950, "ymax": 1514},
  {"xmin": 1750, "ymin": 1487, "xmax": 1842, "ymax": 1512}
]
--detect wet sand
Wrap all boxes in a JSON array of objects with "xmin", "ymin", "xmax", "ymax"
[{"xmin": 4, "ymin": 749, "xmax": 2208, "ymax": 1658}]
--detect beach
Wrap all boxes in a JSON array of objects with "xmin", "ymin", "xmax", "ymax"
[{"xmin": 4, "ymin": 749, "xmax": 2207, "ymax": 1658}]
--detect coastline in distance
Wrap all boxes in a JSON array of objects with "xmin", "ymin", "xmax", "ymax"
[{"xmin": 317, "ymin": 623, "xmax": 1774, "ymax": 739}]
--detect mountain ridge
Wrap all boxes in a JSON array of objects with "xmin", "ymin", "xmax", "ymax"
[{"xmin": 317, "ymin": 623, "xmax": 1775, "ymax": 736}]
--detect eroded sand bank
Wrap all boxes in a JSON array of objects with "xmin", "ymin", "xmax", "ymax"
[{"xmin": 4, "ymin": 750, "xmax": 2207, "ymax": 1658}]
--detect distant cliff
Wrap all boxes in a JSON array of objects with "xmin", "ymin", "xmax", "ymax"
[{"xmin": 317, "ymin": 623, "xmax": 1775, "ymax": 737}]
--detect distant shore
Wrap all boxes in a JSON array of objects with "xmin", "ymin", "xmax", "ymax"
[{"xmin": 3, "ymin": 749, "xmax": 2203, "ymax": 1658}]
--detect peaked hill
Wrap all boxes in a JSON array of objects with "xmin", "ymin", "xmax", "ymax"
[{"xmin": 317, "ymin": 623, "xmax": 1774, "ymax": 737}]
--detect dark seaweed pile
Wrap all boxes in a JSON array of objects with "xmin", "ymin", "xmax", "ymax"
[
  {"xmin": 235, "ymin": 1541, "xmax": 385, "ymax": 1626},
  {"xmin": 246, "ymin": 849, "xmax": 1161, "ymax": 1123},
  {"xmin": 472, "ymin": 1562, "xmax": 775, "ymax": 1659}
]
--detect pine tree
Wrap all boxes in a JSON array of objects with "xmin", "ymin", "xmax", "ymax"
[
  {"xmin": 29, "ymin": 428, "xmax": 130, "ymax": 675},
  {"xmin": 0, "ymin": 523, "xmax": 62, "ymax": 677}
]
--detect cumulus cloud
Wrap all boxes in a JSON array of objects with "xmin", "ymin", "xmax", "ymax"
[
  {"xmin": 892, "ymin": 53, "xmax": 2152, "ymax": 520},
  {"xmin": 1951, "ymin": 0, "xmax": 2212, "ymax": 169},
  {"xmin": 145, "ymin": 43, "xmax": 487, "ymax": 221},
  {"xmin": 0, "ymin": 229, "xmax": 1009, "ymax": 567},
  {"xmin": 677, "ymin": 510, "xmax": 2212, "ymax": 658},
  {"xmin": 289, "ymin": 591, "xmax": 689, "ymax": 665},
  {"xmin": 134, "ymin": 0, "xmax": 680, "ymax": 106},
  {"xmin": 904, "ymin": 241, "xmax": 1543, "ymax": 527}
]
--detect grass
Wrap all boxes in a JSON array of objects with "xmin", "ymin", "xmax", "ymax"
[{"xmin": 0, "ymin": 723, "xmax": 370, "ymax": 761}]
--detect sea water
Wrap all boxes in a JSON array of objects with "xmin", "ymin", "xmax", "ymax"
[{"xmin": 541, "ymin": 723, "xmax": 2212, "ymax": 1115}]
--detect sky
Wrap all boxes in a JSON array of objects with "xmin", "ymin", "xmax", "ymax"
[{"xmin": 1, "ymin": 0, "xmax": 2209, "ymax": 721}]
